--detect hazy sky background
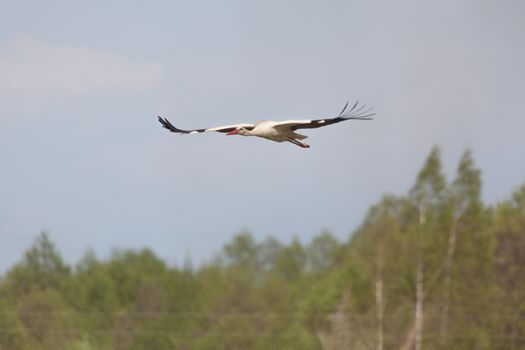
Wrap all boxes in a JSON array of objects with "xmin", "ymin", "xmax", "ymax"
[{"xmin": 1, "ymin": 0, "xmax": 524, "ymax": 273}]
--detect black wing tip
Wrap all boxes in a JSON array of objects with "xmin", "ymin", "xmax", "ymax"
[
  {"xmin": 338, "ymin": 101, "xmax": 350, "ymax": 116},
  {"xmin": 339, "ymin": 100, "xmax": 376, "ymax": 120},
  {"xmin": 157, "ymin": 116, "xmax": 188, "ymax": 133},
  {"xmin": 340, "ymin": 114, "xmax": 375, "ymax": 121}
]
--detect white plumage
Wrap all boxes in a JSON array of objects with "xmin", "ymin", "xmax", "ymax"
[{"xmin": 158, "ymin": 101, "xmax": 374, "ymax": 148}]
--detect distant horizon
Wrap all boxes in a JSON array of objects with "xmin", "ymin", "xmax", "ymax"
[{"xmin": 3, "ymin": 145, "xmax": 523, "ymax": 275}]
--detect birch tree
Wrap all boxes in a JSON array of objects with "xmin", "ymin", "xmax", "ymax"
[{"xmin": 408, "ymin": 146, "xmax": 446, "ymax": 350}]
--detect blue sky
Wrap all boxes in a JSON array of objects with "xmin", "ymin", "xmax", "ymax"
[{"xmin": 1, "ymin": 0, "xmax": 524, "ymax": 272}]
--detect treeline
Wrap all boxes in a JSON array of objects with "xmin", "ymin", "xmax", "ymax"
[{"xmin": 1, "ymin": 147, "xmax": 524, "ymax": 350}]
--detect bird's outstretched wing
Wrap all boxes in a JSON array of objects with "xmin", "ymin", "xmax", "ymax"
[
  {"xmin": 157, "ymin": 116, "xmax": 254, "ymax": 134},
  {"xmin": 272, "ymin": 101, "xmax": 375, "ymax": 131}
]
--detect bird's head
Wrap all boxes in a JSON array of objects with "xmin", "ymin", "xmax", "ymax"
[{"xmin": 226, "ymin": 127, "xmax": 250, "ymax": 136}]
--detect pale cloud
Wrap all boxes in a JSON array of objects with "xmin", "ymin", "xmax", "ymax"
[{"xmin": 0, "ymin": 37, "xmax": 165, "ymax": 93}]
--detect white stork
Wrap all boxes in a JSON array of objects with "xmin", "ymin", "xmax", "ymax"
[{"xmin": 157, "ymin": 101, "xmax": 374, "ymax": 148}]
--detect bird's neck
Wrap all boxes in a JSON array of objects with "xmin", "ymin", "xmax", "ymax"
[{"xmin": 240, "ymin": 129, "xmax": 254, "ymax": 137}]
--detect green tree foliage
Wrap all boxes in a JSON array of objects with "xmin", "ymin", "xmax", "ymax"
[
  {"xmin": 492, "ymin": 185, "xmax": 525, "ymax": 349},
  {"xmin": 2, "ymin": 232, "xmax": 70, "ymax": 298},
  {"xmin": 410, "ymin": 146, "xmax": 446, "ymax": 207},
  {"xmin": 0, "ymin": 300, "xmax": 30, "ymax": 350},
  {"xmin": 440, "ymin": 149, "xmax": 494, "ymax": 349},
  {"xmin": 0, "ymin": 148, "xmax": 524, "ymax": 349}
]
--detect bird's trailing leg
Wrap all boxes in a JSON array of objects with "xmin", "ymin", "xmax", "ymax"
[{"xmin": 288, "ymin": 138, "xmax": 310, "ymax": 148}]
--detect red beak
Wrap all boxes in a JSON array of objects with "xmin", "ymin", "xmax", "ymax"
[{"xmin": 226, "ymin": 129, "xmax": 239, "ymax": 135}]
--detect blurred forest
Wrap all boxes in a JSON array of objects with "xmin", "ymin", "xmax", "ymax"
[{"xmin": 1, "ymin": 147, "xmax": 524, "ymax": 350}]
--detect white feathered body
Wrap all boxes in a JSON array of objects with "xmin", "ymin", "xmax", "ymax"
[{"xmin": 246, "ymin": 121, "xmax": 308, "ymax": 143}]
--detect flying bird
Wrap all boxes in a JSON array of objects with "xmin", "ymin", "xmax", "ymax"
[{"xmin": 157, "ymin": 101, "xmax": 374, "ymax": 148}]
